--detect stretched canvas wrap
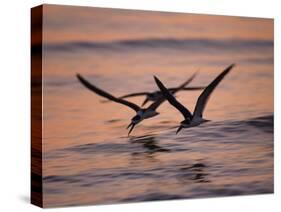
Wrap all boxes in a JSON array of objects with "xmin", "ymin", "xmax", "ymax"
[{"xmin": 31, "ymin": 4, "xmax": 274, "ymax": 208}]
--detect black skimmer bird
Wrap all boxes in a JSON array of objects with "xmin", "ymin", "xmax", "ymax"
[
  {"xmin": 76, "ymin": 73, "xmax": 197, "ymax": 135},
  {"xmin": 119, "ymin": 86, "xmax": 205, "ymax": 106},
  {"xmin": 154, "ymin": 64, "xmax": 235, "ymax": 134}
]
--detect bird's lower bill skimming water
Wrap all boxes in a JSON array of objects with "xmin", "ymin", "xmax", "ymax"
[{"xmin": 154, "ymin": 64, "xmax": 235, "ymax": 134}]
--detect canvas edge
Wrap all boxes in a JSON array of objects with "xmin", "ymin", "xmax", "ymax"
[{"xmin": 31, "ymin": 4, "xmax": 43, "ymax": 208}]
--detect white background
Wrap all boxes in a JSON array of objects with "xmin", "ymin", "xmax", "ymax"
[{"xmin": 0, "ymin": 0, "xmax": 279, "ymax": 211}]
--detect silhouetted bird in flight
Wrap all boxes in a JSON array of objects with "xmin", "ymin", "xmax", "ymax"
[{"xmin": 154, "ymin": 64, "xmax": 235, "ymax": 134}]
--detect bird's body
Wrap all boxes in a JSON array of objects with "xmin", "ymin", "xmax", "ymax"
[
  {"xmin": 76, "ymin": 73, "xmax": 197, "ymax": 135},
  {"xmin": 154, "ymin": 64, "xmax": 235, "ymax": 134},
  {"xmin": 132, "ymin": 108, "xmax": 160, "ymax": 123},
  {"xmin": 139, "ymin": 108, "xmax": 160, "ymax": 119},
  {"xmin": 145, "ymin": 91, "xmax": 162, "ymax": 102},
  {"xmin": 183, "ymin": 117, "xmax": 209, "ymax": 127}
]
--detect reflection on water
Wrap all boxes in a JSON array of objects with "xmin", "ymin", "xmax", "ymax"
[
  {"xmin": 177, "ymin": 163, "xmax": 210, "ymax": 183},
  {"xmin": 41, "ymin": 5, "xmax": 273, "ymax": 207},
  {"xmin": 129, "ymin": 134, "xmax": 170, "ymax": 154}
]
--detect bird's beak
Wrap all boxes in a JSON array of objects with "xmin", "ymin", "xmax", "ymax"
[
  {"xmin": 127, "ymin": 123, "xmax": 136, "ymax": 136},
  {"xmin": 141, "ymin": 97, "xmax": 149, "ymax": 107},
  {"xmin": 176, "ymin": 125, "xmax": 183, "ymax": 134},
  {"xmin": 127, "ymin": 122, "xmax": 132, "ymax": 129}
]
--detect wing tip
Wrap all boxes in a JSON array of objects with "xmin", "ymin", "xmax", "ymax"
[
  {"xmin": 153, "ymin": 75, "xmax": 159, "ymax": 82},
  {"xmin": 76, "ymin": 73, "xmax": 83, "ymax": 81},
  {"xmin": 228, "ymin": 63, "xmax": 236, "ymax": 70},
  {"xmin": 222, "ymin": 63, "xmax": 236, "ymax": 75},
  {"xmin": 153, "ymin": 75, "xmax": 163, "ymax": 87}
]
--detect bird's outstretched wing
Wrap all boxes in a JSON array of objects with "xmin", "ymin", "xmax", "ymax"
[
  {"xmin": 76, "ymin": 74, "xmax": 140, "ymax": 112},
  {"xmin": 193, "ymin": 64, "xmax": 235, "ymax": 118},
  {"xmin": 152, "ymin": 76, "xmax": 193, "ymax": 120},
  {"xmin": 170, "ymin": 72, "xmax": 198, "ymax": 95},
  {"xmin": 119, "ymin": 92, "xmax": 150, "ymax": 99},
  {"xmin": 169, "ymin": 86, "xmax": 205, "ymax": 91}
]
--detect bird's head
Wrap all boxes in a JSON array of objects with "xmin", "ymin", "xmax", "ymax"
[
  {"xmin": 127, "ymin": 114, "xmax": 142, "ymax": 136},
  {"xmin": 176, "ymin": 119, "xmax": 191, "ymax": 134}
]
